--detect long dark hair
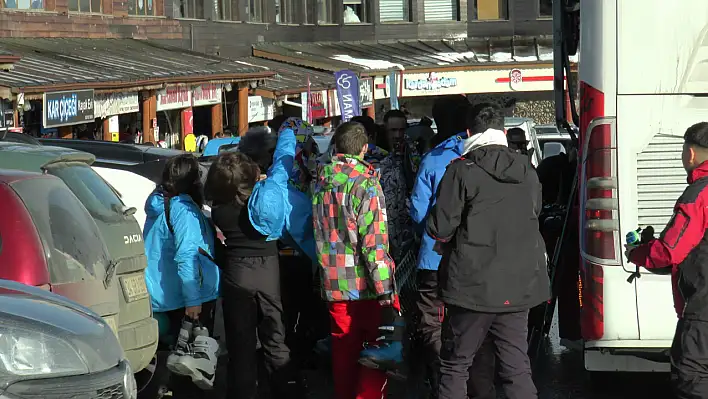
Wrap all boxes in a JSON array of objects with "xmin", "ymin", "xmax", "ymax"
[
  {"xmin": 204, "ymin": 152, "xmax": 260, "ymax": 206},
  {"xmin": 160, "ymin": 154, "xmax": 204, "ymax": 207}
]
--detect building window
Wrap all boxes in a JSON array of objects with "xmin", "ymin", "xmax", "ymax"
[
  {"xmin": 248, "ymin": 0, "xmax": 266, "ymax": 22},
  {"xmin": 471, "ymin": 0, "xmax": 507, "ymax": 20},
  {"xmin": 539, "ymin": 0, "xmax": 552, "ymax": 17},
  {"xmin": 217, "ymin": 0, "xmax": 239, "ymax": 20},
  {"xmin": 276, "ymin": 0, "xmax": 298, "ymax": 23},
  {"xmin": 315, "ymin": 0, "xmax": 336, "ymax": 23},
  {"xmin": 127, "ymin": 0, "xmax": 154, "ymax": 14},
  {"xmin": 174, "ymin": 0, "xmax": 203, "ymax": 18},
  {"xmin": 424, "ymin": 0, "xmax": 458, "ymax": 21},
  {"xmin": 344, "ymin": 0, "xmax": 370, "ymax": 23},
  {"xmin": 379, "ymin": 0, "xmax": 410, "ymax": 22},
  {"xmin": 69, "ymin": 0, "xmax": 101, "ymax": 12},
  {"xmin": 3, "ymin": 0, "xmax": 43, "ymax": 9}
]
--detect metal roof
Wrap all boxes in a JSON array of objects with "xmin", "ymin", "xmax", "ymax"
[
  {"xmin": 234, "ymin": 56, "xmax": 335, "ymax": 95},
  {"xmin": 253, "ymin": 37, "xmax": 558, "ymax": 73},
  {"xmin": 0, "ymin": 38, "xmax": 274, "ymax": 93}
]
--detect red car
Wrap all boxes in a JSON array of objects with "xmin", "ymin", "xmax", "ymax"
[{"xmin": 0, "ymin": 169, "xmax": 119, "ymax": 323}]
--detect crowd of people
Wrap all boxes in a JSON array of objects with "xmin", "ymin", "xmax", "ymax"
[{"xmin": 140, "ymin": 94, "xmax": 551, "ymax": 399}]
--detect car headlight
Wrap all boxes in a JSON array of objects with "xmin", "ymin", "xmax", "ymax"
[
  {"xmin": 123, "ymin": 361, "xmax": 137, "ymax": 399},
  {"xmin": 0, "ymin": 327, "xmax": 88, "ymax": 382}
]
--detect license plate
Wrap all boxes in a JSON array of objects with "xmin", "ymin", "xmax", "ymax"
[
  {"xmin": 103, "ymin": 316, "xmax": 118, "ymax": 336},
  {"xmin": 120, "ymin": 274, "xmax": 149, "ymax": 302}
]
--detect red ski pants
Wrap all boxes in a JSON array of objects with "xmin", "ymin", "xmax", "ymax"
[{"xmin": 329, "ymin": 300, "xmax": 388, "ymax": 399}]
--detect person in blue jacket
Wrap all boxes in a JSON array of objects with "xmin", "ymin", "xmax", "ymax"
[
  {"xmin": 410, "ymin": 97, "xmax": 497, "ymax": 399},
  {"xmin": 206, "ymin": 124, "xmax": 309, "ymax": 398},
  {"xmin": 244, "ymin": 118, "xmax": 317, "ymax": 262},
  {"xmin": 143, "ymin": 154, "xmax": 220, "ymax": 340}
]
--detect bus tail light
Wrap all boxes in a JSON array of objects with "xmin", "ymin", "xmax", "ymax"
[{"xmin": 578, "ymin": 82, "xmax": 620, "ymax": 341}]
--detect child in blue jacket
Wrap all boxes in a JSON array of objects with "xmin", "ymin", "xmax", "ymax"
[{"xmin": 143, "ymin": 154, "xmax": 221, "ymax": 350}]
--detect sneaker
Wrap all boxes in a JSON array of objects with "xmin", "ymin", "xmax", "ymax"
[
  {"xmin": 359, "ymin": 314, "xmax": 405, "ymax": 372},
  {"xmin": 313, "ymin": 336, "xmax": 331, "ymax": 357},
  {"xmin": 168, "ymin": 327, "xmax": 219, "ymax": 390},
  {"xmin": 166, "ymin": 319, "xmax": 193, "ymax": 373},
  {"xmin": 359, "ymin": 340, "xmax": 404, "ymax": 372}
]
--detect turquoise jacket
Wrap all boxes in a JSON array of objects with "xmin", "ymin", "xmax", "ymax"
[
  {"xmin": 143, "ymin": 192, "xmax": 220, "ymax": 312},
  {"xmin": 248, "ymin": 128, "xmax": 317, "ymax": 261}
]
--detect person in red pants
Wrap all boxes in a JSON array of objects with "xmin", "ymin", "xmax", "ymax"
[{"xmin": 312, "ymin": 121, "xmax": 399, "ymax": 399}]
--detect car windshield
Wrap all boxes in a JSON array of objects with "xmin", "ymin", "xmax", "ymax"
[
  {"xmin": 539, "ymin": 138, "xmax": 573, "ymax": 158},
  {"xmin": 11, "ymin": 177, "xmax": 109, "ymax": 283},
  {"xmin": 45, "ymin": 162, "xmax": 127, "ymax": 223}
]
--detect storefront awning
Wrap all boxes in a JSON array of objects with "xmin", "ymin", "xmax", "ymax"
[
  {"xmin": 253, "ymin": 37, "xmax": 574, "ymax": 74},
  {"xmin": 0, "ymin": 38, "xmax": 275, "ymax": 94},
  {"xmin": 233, "ymin": 57, "xmax": 335, "ymax": 97}
]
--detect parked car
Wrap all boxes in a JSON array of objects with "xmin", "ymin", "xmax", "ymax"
[
  {"xmin": 93, "ymin": 166, "xmax": 157, "ymax": 232},
  {"xmin": 201, "ymin": 136, "xmax": 241, "ymax": 157},
  {"xmin": 0, "ymin": 143, "xmax": 158, "ymax": 375},
  {"xmin": 1, "ymin": 131, "xmax": 41, "ymax": 145},
  {"xmin": 38, "ymin": 138, "xmax": 185, "ymax": 183},
  {"xmin": 0, "ymin": 168, "xmax": 120, "ymax": 325},
  {"xmin": 533, "ymin": 124, "xmax": 574, "ymax": 159},
  {"xmin": 504, "ymin": 117, "xmax": 543, "ymax": 167},
  {"xmin": 0, "ymin": 278, "xmax": 136, "ymax": 399}
]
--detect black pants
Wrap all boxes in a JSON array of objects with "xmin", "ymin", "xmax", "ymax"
[
  {"xmin": 221, "ymin": 256, "xmax": 291, "ymax": 399},
  {"xmin": 671, "ymin": 318, "xmax": 708, "ymax": 398},
  {"xmin": 416, "ymin": 270, "xmax": 496, "ymax": 399},
  {"xmin": 439, "ymin": 306, "xmax": 536, "ymax": 399}
]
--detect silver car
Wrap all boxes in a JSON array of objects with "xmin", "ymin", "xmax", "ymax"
[{"xmin": 0, "ymin": 279, "xmax": 136, "ymax": 399}]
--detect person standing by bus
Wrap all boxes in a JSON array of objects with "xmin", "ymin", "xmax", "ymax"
[
  {"xmin": 626, "ymin": 122, "xmax": 708, "ymax": 399},
  {"xmin": 427, "ymin": 104, "xmax": 548, "ymax": 399},
  {"xmin": 410, "ymin": 97, "xmax": 497, "ymax": 399}
]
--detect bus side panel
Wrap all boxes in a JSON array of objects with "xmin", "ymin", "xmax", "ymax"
[
  {"xmin": 617, "ymin": 94, "xmax": 708, "ymax": 340},
  {"xmin": 618, "ymin": 1, "xmax": 708, "ymax": 95},
  {"xmin": 595, "ymin": 266, "xmax": 640, "ymax": 341},
  {"xmin": 578, "ymin": 0, "xmax": 617, "ymax": 115}
]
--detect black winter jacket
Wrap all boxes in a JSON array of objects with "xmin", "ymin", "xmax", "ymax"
[{"xmin": 426, "ymin": 145, "xmax": 550, "ymax": 313}]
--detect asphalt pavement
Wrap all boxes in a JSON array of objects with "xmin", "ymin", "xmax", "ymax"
[
  {"xmin": 152, "ymin": 309, "xmax": 673, "ymax": 399},
  {"xmin": 302, "ymin": 314, "xmax": 673, "ymax": 399}
]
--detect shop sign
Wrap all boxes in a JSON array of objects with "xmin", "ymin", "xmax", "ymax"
[
  {"xmin": 95, "ymin": 92, "xmax": 139, "ymax": 118},
  {"xmin": 43, "ymin": 89, "xmax": 95, "ymax": 128},
  {"xmin": 192, "ymin": 84, "xmax": 223, "ymax": 107},
  {"xmin": 398, "ymin": 68, "xmax": 556, "ymax": 97},
  {"xmin": 359, "ymin": 78, "xmax": 373, "ymax": 108},
  {"xmin": 334, "ymin": 70, "xmax": 361, "ymax": 122},
  {"xmin": 374, "ymin": 74, "xmax": 395, "ymax": 100},
  {"xmin": 182, "ymin": 108, "xmax": 194, "ymax": 135},
  {"xmin": 109, "ymin": 115, "xmax": 120, "ymax": 142},
  {"xmin": 404, "ymin": 72, "xmax": 458, "ymax": 92},
  {"xmin": 248, "ymin": 96, "xmax": 275, "ymax": 122},
  {"xmin": 156, "ymin": 85, "xmax": 192, "ymax": 111},
  {"xmin": 310, "ymin": 90, "xmax": 327, "ymax": 119},
  {"xmin": 509, "ymin": 69, "xmax": 523, "ymax": 91}
]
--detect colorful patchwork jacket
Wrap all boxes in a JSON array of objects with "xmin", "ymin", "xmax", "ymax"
[{"xmin": 312, "ymin": 154, "xmax": 396, "ymax": 302}]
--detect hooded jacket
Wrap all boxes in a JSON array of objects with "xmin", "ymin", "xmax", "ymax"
[
  {"xmin": 426, "ymin": 129, "xmax": 549, "ymax": 312},
  {"xmin": 143, "ymin": 192, "xmax": 220, "ymax": 312},
  {"xmin": 410, "ymin": 132, "xmax": 466, "ymax": 270},
  {"xmin": 629, "ymin": 161, "xmax": 708, "ymax": 320},
  {"xmin": 246, "ymin": 126, "xmax": 317, "ymax": 261},
  {"xmin": 312, "ymin": 154, "xmax": 396, "ymax": 302}
]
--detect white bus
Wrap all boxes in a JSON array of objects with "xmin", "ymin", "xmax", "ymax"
[{"xmin": 565, "ymin": 0, "xmax": 708, "ymax": 373}]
